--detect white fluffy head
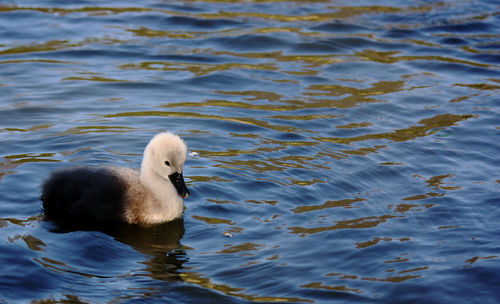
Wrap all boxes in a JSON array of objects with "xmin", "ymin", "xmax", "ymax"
[{"xmin": 142, "ymin": 132, "xmax": 187, "ymax": 179}]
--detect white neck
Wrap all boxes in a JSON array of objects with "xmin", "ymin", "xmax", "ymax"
[{"xmin": 139, "ymin": 165, "xmax": 184, "ymax": 223}]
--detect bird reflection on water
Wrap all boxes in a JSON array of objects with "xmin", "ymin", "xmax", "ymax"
[{"xmin": 44, "ymin": 217, "xmax": 187, "ymax": 282}]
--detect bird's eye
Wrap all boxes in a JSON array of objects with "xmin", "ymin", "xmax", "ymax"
[{"xmin": 164, "ymin": 161, "xmax": 170, "ymax": 166}]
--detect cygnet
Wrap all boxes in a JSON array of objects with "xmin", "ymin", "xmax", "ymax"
[{"xmin": 41, "ymin": 132, "xmax": 190, "ymax": 225}]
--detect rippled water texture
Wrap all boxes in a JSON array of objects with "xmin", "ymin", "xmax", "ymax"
[{"xmin": 1, "ymin": 0, "xmax": 499, "ymax": 303}]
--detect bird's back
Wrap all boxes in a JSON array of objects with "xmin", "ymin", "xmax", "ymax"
[{"xmin": 41, "ymin": 166, "xmax": 128, "ymax": 223}]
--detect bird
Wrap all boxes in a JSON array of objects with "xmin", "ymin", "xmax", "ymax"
[{"xmin": 41, "ymin": 132, "xmax": 190, "ymax": 225}]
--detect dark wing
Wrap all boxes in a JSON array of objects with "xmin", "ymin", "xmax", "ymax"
[{"xmin": 41, "ymin": 166, "xmax": 127, "ymax": 223}]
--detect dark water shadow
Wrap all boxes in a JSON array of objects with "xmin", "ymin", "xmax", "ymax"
[{"xmin": 44, "ymin": 217, "xmax": 187, "ymax": 281}]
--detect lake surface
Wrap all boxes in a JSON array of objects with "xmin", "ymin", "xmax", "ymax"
[{"xmin": 1, "ymin": 0, "xmax": 499, "ymax": 303}]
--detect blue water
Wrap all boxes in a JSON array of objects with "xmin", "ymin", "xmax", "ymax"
[{"xmin": 1, "ymin": 0, "xmax": 499, "ymax": 303}]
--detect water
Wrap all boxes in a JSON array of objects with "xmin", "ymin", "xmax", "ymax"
[{"xmin": 1, "ymin": 0, "xmax": 499, "ymax": 303}]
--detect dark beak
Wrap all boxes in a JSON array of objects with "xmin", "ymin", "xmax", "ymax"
[{"xmin": 168, "ymin": 171, "xmax": 190, "ymax": 199}]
